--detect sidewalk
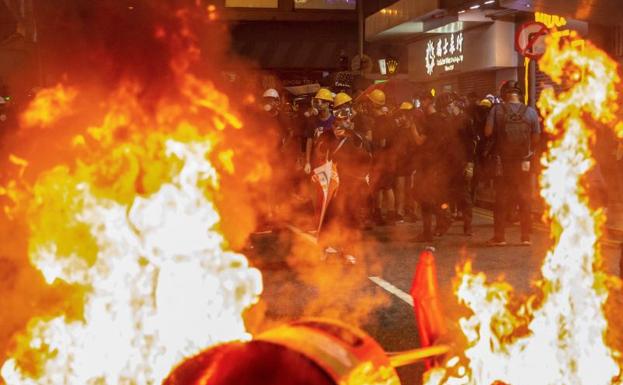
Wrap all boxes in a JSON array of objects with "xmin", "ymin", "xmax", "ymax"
[{"xmin": 475, "ymin": 189, "xmax": 623, "ymax": 241}]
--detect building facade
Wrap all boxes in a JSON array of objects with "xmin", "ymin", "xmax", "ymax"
[{"xmin": 365, "ymin": 0, "xmax": 622, "ymax": 98}]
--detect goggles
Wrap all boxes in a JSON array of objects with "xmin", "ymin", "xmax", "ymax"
[{"xmin": 334, "ymin": 106, "xmax": 353, "ymax": 120}]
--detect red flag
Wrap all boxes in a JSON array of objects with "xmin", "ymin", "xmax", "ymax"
[{"xmin": 312, "ymin": 161, "xmax": 339, "ymax": 236}]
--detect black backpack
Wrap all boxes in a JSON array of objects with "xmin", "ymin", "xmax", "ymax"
[{"xmin": 497, "ymin": 103, "xmax": 531, "ymax": 160}]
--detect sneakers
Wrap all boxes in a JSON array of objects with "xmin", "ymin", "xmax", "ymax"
[
  {"xmin": 394, "ymin": 213, "xmax": 405, "ymax": 224},
  {"xmin": 520, "ymin": 237, "xmax": 532, "ymax": 246},
  {"xmin": 486, "ymin": 237, "xmax": 507, "ymax": 246}
]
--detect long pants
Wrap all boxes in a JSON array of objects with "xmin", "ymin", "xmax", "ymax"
[
  {"xmin": 417, "ymin": 165, "xmax": 450, "ymax": 237},
  {"xmin": 421, "ymin": 203, "xmax": 451, "ymax": 237},
  {"xmin": 325, "ymin": 174, "xmax": 369, "ymax": 229},
  {"xmin": 494, "ymin": 161, "xmax": 532, "ymax": 240},
  {"xmin": 450, "ymin": 171, "xmax": 473, "ymax": 231}
]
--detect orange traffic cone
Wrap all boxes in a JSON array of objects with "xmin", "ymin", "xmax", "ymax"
[{"xmin": 410, "ymin": 246, "xmax": 447, "ymax": 369}]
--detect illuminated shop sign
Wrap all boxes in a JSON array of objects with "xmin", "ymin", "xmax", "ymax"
[
  {"xmin": 425, "ymin": 32, "xmax": 464, "ymax": 76},
  {"xmin": 534, "ymin": 12, "xmax": 567, "ymax": 29}
]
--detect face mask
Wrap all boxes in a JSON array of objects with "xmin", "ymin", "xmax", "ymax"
[
  {"xmin": 373, "ymin": 106, "xmax": 387, "ymax": 116},
  {"xmin": 0, "ymin": 114, "xmax": 6, "ymax": 122},
  {"xmin": 334, "ymin": 107, "xmax": 352, "ymax": 120},
  {"xmin": 395, "ymin": 116, "xmax": 406, "ymax": 127}
]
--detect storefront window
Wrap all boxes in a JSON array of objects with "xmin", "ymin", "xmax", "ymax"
[
  {"xmin": 225, "ymin": 0, "xmax": 278, "ymax": 8},
  {"xmin": 294, "ymin": 0, "xmax": 356, "ymax": 10}
]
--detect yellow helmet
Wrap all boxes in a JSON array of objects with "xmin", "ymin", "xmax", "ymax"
[
  {"xmin": 314, "ymin": 88, "xmax": 334, "ymax": 103},
  {"xmin": 399, "ymin": 102, "xmax": 414, "ymax": 111},
  {"xmin": 367, "ymin": 89, "xmax": 386, "ymax": 106},
  {"xmin": 334, "ymin": 92, "xmax": 352, "ymax": 108},
  {"xmin": 477, "ymin": 98, "xmax": 493, "ymax": 108}
]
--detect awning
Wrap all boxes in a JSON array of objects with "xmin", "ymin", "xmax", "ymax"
[{"xmin": 365, "ymin": 0, "xmax": 493, "ymax": 42}]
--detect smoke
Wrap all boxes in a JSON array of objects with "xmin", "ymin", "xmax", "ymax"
[
  {"xmin": 0, "ymin": 2, "xmax": 392, "ymax": 380},
  {"xmin": 0, "ymin": 0, "xmax": 268, "ymax": 371}
]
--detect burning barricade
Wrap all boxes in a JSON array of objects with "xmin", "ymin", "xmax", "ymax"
[{"xmin": 0, "ymin": 1, "xmax": 622, "ymax": 385}]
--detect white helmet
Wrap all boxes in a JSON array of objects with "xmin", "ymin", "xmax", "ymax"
[{"xmin": 263, "ymin": 88, "xmax": 279, "ymax": 99}]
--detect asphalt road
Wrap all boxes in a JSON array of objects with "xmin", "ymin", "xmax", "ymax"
[{"xmin": 246, "ymin": 208, "xmax": 623, "ymax": 385}]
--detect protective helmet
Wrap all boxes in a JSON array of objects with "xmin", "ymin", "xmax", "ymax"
[
  {"xmin": 500, "ymin": 80, "xmax": 522, "ymax": 95},
  {"xmin": 399, "ymin": 101, "xmax": 414, "ymax": 111},
  {"xmin": 334, "ymin": 92, "xmax": 352, "ymax": 108},
  {"xmin": 367, "ymin": 89, "xmax": 386, "ymax": 106},
  {"xmin": 314, "ymin": 88, "xmax": 334, "ymax": 103},
  {"xmin": 263, "ymin": 88, "xmax": 279, "ymax": 99},
  {"xmin": 477, "ymin": 98, "xmax": 493, "ymax": 108}
]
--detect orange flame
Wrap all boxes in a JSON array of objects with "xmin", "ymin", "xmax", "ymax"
[
  {"xmin": 0, "ymin": 5, "xmax": 265, "ymax": 385},
  {"xmin": 424, "ymin": 33, "xmax": 623, "ymax": 385},
  {"xmin": 20, "ymin": 85, "xmax": 78, "ymax": 128}
]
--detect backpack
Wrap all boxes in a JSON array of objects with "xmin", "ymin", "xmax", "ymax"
[{"xmin": 497, "ymin": 103, "xmax": 531, "ymax": 160}]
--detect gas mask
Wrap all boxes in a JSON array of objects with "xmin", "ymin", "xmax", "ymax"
[
  {"xmin": 372, "ymin": 105, "xmax": 388, "ymax": 117},
  {"xmin": 334, "ymin": 106, "xmax": 353, "ymax": 120},
  {"xmin": 313, "ymin": 98, "xmax": 331, "ymax": 114},
  {"xmin": 263, "ymin": 98, "xmax": 279, "ymax": 115},
  {"xmin": 394, "ymin": 114, "xmax": 408, "ymax": 128}
]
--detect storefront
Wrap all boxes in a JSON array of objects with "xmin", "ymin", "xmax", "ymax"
[
  {"xmin": 365, "ymin": 1, "xmax": 599, "ymax": 99},
  {"xmin": 407, "ymin": 20, "xmax": 519, "ymax": 97}
]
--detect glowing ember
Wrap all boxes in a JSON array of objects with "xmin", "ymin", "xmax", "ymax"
[{"xmin": 424, "ymin": 34, "xmax": 623, "ymax": 385}]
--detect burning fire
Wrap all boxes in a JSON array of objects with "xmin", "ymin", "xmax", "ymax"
[
  {"xmin": 424, "ymin": 34, "xmax": 623, "ymax": 385},
  {"xmin": 0, "ymin": 6, "xmax": 263, "ymax": 385}
]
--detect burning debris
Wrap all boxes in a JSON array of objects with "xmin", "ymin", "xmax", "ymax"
[
  {"xmin": 0, "ymin": 2, "xmax": 389, "ymax": 384},
  {"xmin": 424, "ymin": 33, "xmax": 623, "ymax": 385},
  {"xmin": 1, "ymin": 141, "xmax": 262, "ymax": 385},
  {"xmin": 0, "ymin": 2, "xmax": 268, "ymax": 384},
  {"xmin": 164, "ymin": 319, "xmax": 401, "ymax": 385},
  {"xmin": 1, "ymin": 1, "xmax": 622, "ymax": 385}
]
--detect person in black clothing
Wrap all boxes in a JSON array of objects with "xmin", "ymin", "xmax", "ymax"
[
  {"xmin": 304, "ymin": 88, "xmax": 336, "ymax": 173},
  {"xmin": 485, "ymin": 80, "xmax": 541, "ymax": 246},
  {"xmin": 357, "ymin": 89, "xmax": 394, "ymax": 225},
  {"xmin": 471, "ymin": 98, "xmax": 494, "ymax": 202},
  {"xmin": 413, "ymin": 95, "xmax": 452, "ymax": 242},
  {"xmin": 329, "ymin": 92, "xmax": 373, "ymax": 228},
  {"xmin": 389, "ymin": 102, "xmax": 419, "ymax": 222},
  {"xmin": 441, "ymin": 94, "xmax": 478, "ymax": 236}
]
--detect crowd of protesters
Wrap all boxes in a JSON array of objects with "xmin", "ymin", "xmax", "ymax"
[{"xmin": 258, "ymin": 80, "xmax": 546, "ymax": 247}]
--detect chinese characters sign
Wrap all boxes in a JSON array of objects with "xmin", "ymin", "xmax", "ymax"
[{"xmin": 425, "ymin": 32, "xmax": 464, "ymax": 76}]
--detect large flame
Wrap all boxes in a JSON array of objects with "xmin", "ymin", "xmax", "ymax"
[
  {"xmin": 424, "ymin": 34, "xmax": 623, "ymax": 385},
  {"xmin": 0, "ymin": 5, "xmax": 264, "ymax": 385}
]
